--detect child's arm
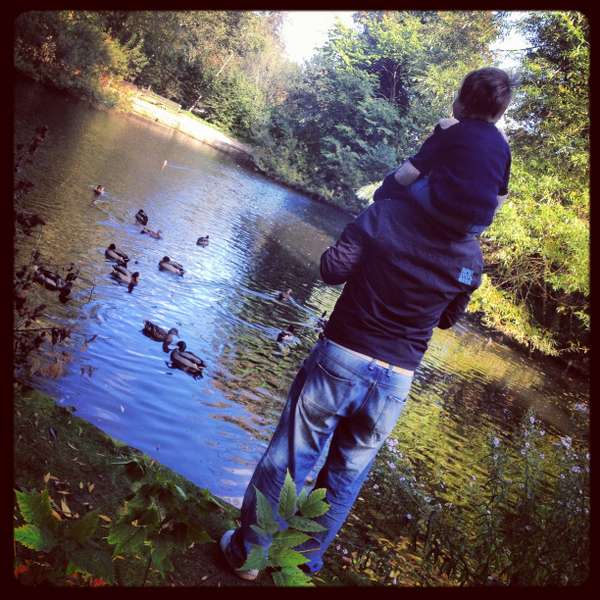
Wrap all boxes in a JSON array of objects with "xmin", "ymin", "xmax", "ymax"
[{"xmin": 372, "ymin": 160, "xmax": 421, "ymax": 202}]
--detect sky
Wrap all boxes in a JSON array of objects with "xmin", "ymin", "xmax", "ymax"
[{"xmin": 280, "ymin": 11, "xmax": 528, "ymax": 69}]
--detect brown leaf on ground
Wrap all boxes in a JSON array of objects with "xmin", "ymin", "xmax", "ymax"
[
  {"xmin": 88, "ymin": 483, "xmax": 95, "ymax": 493},
  {"xmin": 60, "ymin": 497, "xmax": 72, "ymax": 517},
  {"xmin": 66, "ymin": 442, "xmax": 78, "ymax": 451},
  {"xmin": 99, "ymin": 515, "xmax": 112, "ymax": 523}
]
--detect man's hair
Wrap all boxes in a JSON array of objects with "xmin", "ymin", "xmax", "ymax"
[{"xmin": 458, "ymin": 67, "xmax": 513, "ymax": 119}]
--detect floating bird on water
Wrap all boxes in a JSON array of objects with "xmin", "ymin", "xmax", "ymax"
[
  {"xmin": 105, "ymin": 243, "xmax": 129, "ymax": 266},
  {"xmin": 141, "ymin": 227, "xmax": 162, "ymax": 239},
  {"xmin": 170, "ymin": 341, "xmax": 205, "ymax": 378},
  {"xmin": 277, "ymin": 288, "xmax": 293, "ymax": 302},
  {"xmin": 159, "ymin": 256, "xmax": 184, "ymax": 276},
  {"xmin": 196, "ymin": 235, "xmax": 209, "ymax": 246},
  {"xmin": 135, "ymin": 209, "xmax": 149, "ymax": 225},
  {"xmin": 111, "ymin": 264, "xmax": 140, "ymax": 292},
  {"xmin": 277, "ymin": 324, "xmax": 296, "ymax": 343},
  {"xmin": 143, "ymin": 320, "xmax": 179, "ymax": 351}
]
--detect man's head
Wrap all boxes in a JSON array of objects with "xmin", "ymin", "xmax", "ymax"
[{"xmin": 453, "ymin": 67, "xmax": 513, "ymax": 123}]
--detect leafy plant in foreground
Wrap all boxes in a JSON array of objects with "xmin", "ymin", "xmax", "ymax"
[
  {"xmin": 239, "ymin": 470, "xmax": 330, "ymax": 586},
  {"xmin": 14, "ymin": 487, "xmax": 115, "ymax": 585},
  {"xmin": 107, "ymin": 456, "xmax": 223, "ymax": 585}
]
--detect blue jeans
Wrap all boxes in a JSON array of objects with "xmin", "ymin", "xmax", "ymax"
[{"xmin": 224, "ymin": 337, "xmax": 414, "ymax": 573}]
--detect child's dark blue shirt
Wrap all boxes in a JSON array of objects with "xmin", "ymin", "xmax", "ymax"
[{"xmin": 375, "ymin": 118, "xmax": 511, "ymax": 228}]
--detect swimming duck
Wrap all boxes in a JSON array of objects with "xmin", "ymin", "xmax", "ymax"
[
  {"xmin": 94, "ymin": 185, "xmax": 105, "ymax": 195},
  {"xmin": 135, "ymin": 209, "xmax": 149, "ymax": 225},
  {"xmin": 170, "ymin": 341, "xmax": 205, "ymax": 377},
  {"xmin": 33, "ymin": 266, "xmax": 67, "ymax": 291},
  {"xmin": 105, "ymin": 243, "xmax": 129, "ymax": 266},
  {"xmin": 143, "ymin": 320, "xmax": 179, "ymax": 347},
  {"xmin": 196, "ymin": 235, "xmax": 209, "ymax": 246},
  {"xmin": 111, "ymin": 264, "xmax": 140, "ymax": 292},
  {"xmin": 277, "ymin": 288, "xmax": 293, "ymax": 302},
  {"xmin": 141, "ymin": 227, "xmax": 162, "ymax": 239},
  {"xmin": 159, "ymin": 256, "xmax": 184, "ymax": 276},
  {"xmin": 277, "ymin": 324, "xmax": 296, "ymax": 343}
]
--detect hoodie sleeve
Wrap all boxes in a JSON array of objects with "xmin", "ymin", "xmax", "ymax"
[
  {"xmin": 320, "ymin": 219, "xmax": 367, "ymax": 285},
  {"xmin": 373, "ymin": 169, "xmax": 410, "ymax": 202},
  {"xmin": 437, "ymin": 291, "xmax": 473, "ymax": 329}
]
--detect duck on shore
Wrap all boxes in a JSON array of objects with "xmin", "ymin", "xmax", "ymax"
[
  {"xmin": 33, "ymin": 266, "xmax": 75, "ymax": 302},
  {"xmin": 143, "ymin": 320, "xmax": 179, "ymax": 351},
  {"xmin": 111, "ymin": 264, "xmax": 140, "ymax": 292},
  {"xmin": 277, "ymin": 288, "xmax": 293, "ymax": 302},
  {"xmin": 135, "ymin": 209, "xmax": 149, "ymax": 225},
  {"xmin": 105, "ymin": 243, "xmax": 129, "ymax": 266},
  {"xmin": 141, "ymin": 227, "xmax": 162, "ymax": 239},
  {"xmin": 94, "ymin": 185, "xmax": 105, "ymax": 195},
  {"xmin": 170, "ymin": 341, "xmax": 205, "ymax": 377},
  {"xmin": 277, "ymin": 324, "xmax": 296, "ymax": 343},
  {"xmin": 159, "ymin": 256, "xmax": 184, "ymax": 276},
  {"xmin": 196, "ymin": 235, "xmax": 209, "ymax": 246}
]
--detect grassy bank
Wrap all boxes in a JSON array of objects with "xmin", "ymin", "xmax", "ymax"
[{"xmin": 13, "ymin": 383, "xmax": 267, "ymax": 587}]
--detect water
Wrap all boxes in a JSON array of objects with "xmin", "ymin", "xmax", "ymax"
[{"xmin": 14, "ymin": 78, "xmax": 589, "ymax": 509}]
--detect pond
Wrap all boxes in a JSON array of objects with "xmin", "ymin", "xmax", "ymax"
[{"xmin": 14, "ymin": 78, "xmax": 589, "ymax": 518}]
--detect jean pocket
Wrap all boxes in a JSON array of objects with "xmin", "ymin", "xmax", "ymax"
[
  {"xmin": 299, "ymin": 358, "xmax": 355, "ymax": 420},
  {"xmin": 371, "ymin": 394, "xmax": 407, "ymax": 439}
]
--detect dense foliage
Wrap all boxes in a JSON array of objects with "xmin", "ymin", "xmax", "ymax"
[
  {"xmin": 14, "ymin": 10, "xmax": 589, "ymax": 355},
  {"xmin": 469, "ymin": 11, "xmax": 589, "ymax": 357}
]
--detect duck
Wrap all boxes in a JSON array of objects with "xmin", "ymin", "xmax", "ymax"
[
  {"xmin": 196, "ymin": 235, "xmax": 209, "ymax": 246},
  {"xmin": 111, "ymin": 264, "xmax": 140, "ymax": 292},
  {"xmin": 143, "ymin": 320, "xmax": 179, "ymax": 350},
  {"xmin": 94, "ymin": 185, "xmax": 105, "ymax": 195},
  {"xmin": 141, "ymin": 227, "xmax": 162, "ymax": 239},
  {"xmin": 33, "ymin": 266, "xmax": 68, "ymax": 291},
  {"xmin": 135, "ymin": 209, "xmax": 149, "ymax": 225},
  {"xmin": 277, "ymin": 288, "xmax": 293, "ymax": 302},
  {"xmin": 159, "ymin": 256, "xmax": 184, "ymax": 276},
  {"xmin": 105, "ymin": 243, "xmax": 129, "ymax": 266},
  {"xmin": 277, "ymin": 324, "xmax": 296, "ymax": 343},
  {"xmin": 170, "ymin": 341, "xmax": 205, "ymax": 377}
]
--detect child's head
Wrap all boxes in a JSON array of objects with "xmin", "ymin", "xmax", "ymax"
[{"xmin": 453, "ymin": 67, "xmax": 513, "ymax": 123}]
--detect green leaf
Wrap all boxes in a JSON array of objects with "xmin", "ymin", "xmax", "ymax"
[
  {"xmin": 297, "ymin": 487, "xmax": 309, "ymax": 509},
  {"xmin": 65, "ymin": 510, "xmax": 99, "ymax": 543},
  {"xmin": 107, "ymin": 522, "xmax": 146, "ymax": 554},
  {"xmin": 255, "ymin": 487, "xmax": 279, "ymax": 535},
  {"xmin": 240, "ymin": 545, "xmax": 268, "ymax": 572},
  {"xmin": 299, "ymin": 488, "xmax": 329, "ymax": 518},
  {"xmin": 67, "ymin": 548, "xmax": 115, "ymax": 582},
  {"xmin": 278, "ymin": 471, "xmax": 297, "ymax": 520},
  {"xmin": 269, "ymin": 546, "xmax": 309, "ymax": 568},
  {"xmin": 174, "ymin": 484, "xmax": 187, "ymax": 500},
  {"xmin": 15, "ymin": 488, "xmax": 57, "ymax": 533},
  {"xmin": 286, "ymin": 516, "xmax": 327, "ymax": 533},
  {"xmin": 271, "ymin": 529, "xmax": 311, "ymax": 550},
  {"xmin": 14, "ymin": 524, "xmax": 56, "ymax": 551},
  {"xmin": 250, "ymin": 524, "xmax": 268, "ymax": 538},
  {"xmin": 186, "ymin": 523, "xmax": 212, "ymax": 545},
  {"xmin": 272, "ymin": 566, "xmax": 314, "ymax": 587}
]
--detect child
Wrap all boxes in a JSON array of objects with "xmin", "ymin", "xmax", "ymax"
[{"xmin": 374, "ymin": 67, "xmax": 513, "ymax": 235}]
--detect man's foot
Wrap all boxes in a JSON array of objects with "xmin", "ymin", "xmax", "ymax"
[{"xmin": 219, "ymin": 529, "xmax": 259, "ymax": 581}]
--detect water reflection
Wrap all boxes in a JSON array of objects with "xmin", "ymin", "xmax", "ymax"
[{"xmin": 15, "ymin": 79, "xmax": 588, "ymax": 510}]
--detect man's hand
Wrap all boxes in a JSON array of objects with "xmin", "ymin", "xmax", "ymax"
[{"xmin": 393, "ymin": 160, "xmax": 421, "ymax": 186}]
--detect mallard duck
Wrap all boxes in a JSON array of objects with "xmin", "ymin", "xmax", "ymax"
[
  {"xmin": 94, "ymin": 185, "xmax": 105, "ymax": 195},
  {"xmin": 135, "ymin": 209, "xmax": 148, "ymax": 225},
  {"xmin": 170, "ymin": 341, "xmax": 205, "ymax": 377},
  {"xmin": 159, "ymin": 256, "xmax": 184, "ymax": 276},
  {"xmin": 141, "ymin": 227, "xmax": 162, "ymax": 239},
  {"xmin": 196, "ymin": 235, "xmax": 209, "ymax": 246},
  {"xmin": 33, "ymin": 266, "xmax": 67, "ymax": 291},
  {"xmin": 277, "ymin": 324, "xmax": 296, "ymax": 343},
  {"xmin": 105, "ymin": 243, "xmax": 129, "ymax": 266},
  {"xmin": 111, "ymin": 264, "xmax": 140, "ymax": 292},
  {"xmin": 277, "ymin": 288, "xmax": 293, "ymax": 302},
  {"xmin": 143, "ymin": 320, "xmax": 179, "ymax": 345}
]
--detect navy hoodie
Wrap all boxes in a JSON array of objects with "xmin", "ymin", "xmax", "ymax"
[{"xmin": 320, "ymin": 196, "xmax": 483, "ymax": 370}]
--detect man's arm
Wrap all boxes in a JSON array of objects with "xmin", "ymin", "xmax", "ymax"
[
  {"xmin": 437, "ymin": 291, "xmax": 472, "ymax": 329},
  {"xmin": 320, "ymin": 220, "xmax": 366, "ymax": 285}
]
